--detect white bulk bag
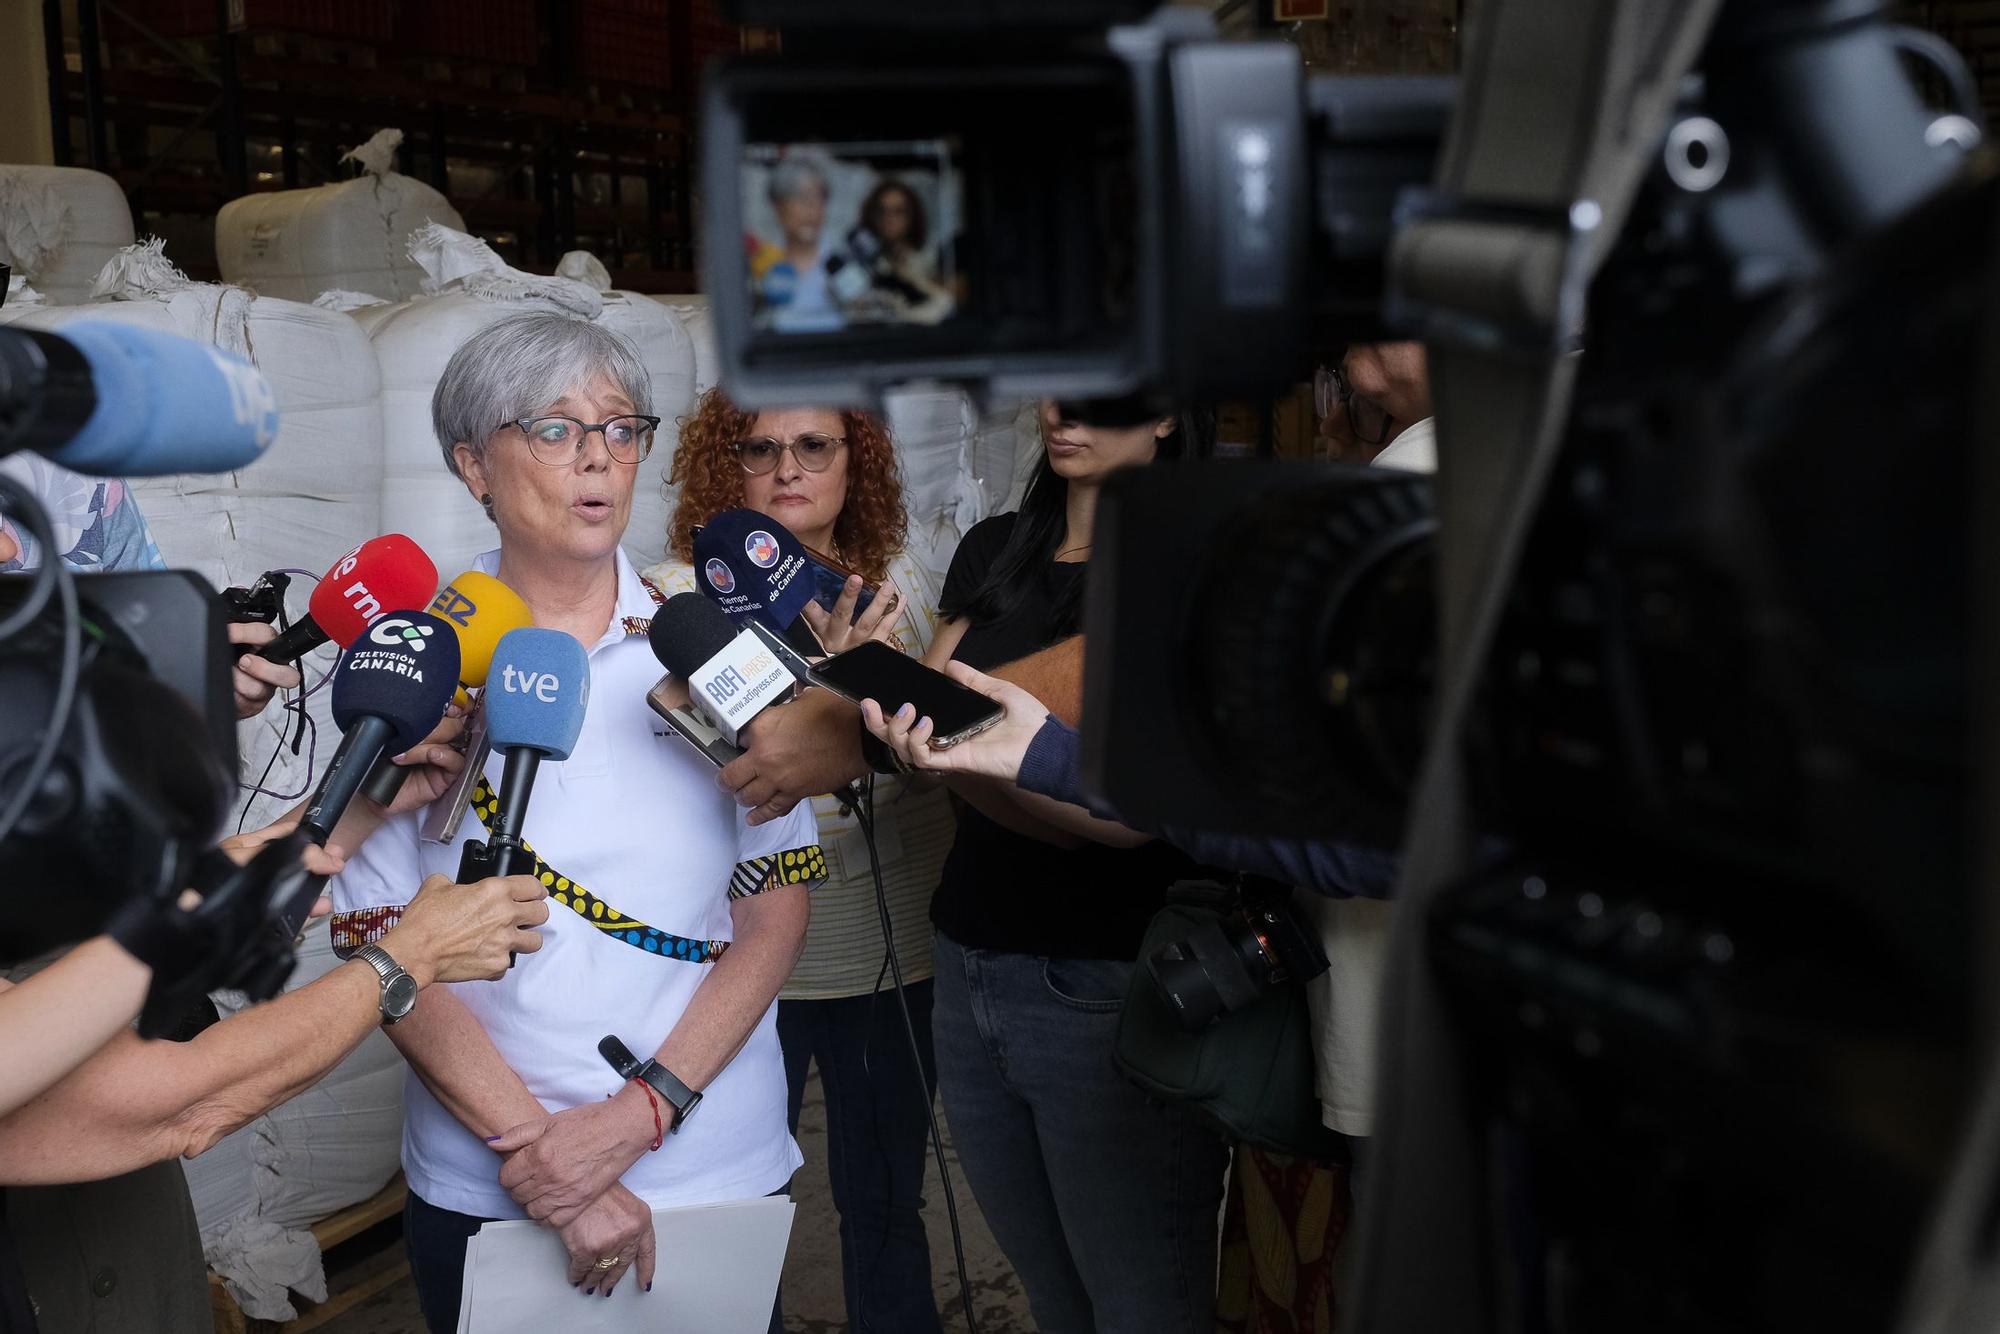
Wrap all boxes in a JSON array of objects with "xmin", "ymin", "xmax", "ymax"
[
  {"xmin": 360, "ymin": 225, "xmax": 696, "ymax": 578},
  {"xmin": 0, "ymin": 165, "xmax": 136, "ymax": 305},
  {"xmin": 649, "ymin": 292, "xmax": 718, "ymax": 398},
  {"xmin": 1, "ymin": 240, "xmax": 386, "ymax": 833},
  {"xmin": 184, "ymin": 920, "xmax": 405, "ymax": 1321},
  {"xmin": 216, "ymin": 129, "xmax": 465, "ymax": 304}
]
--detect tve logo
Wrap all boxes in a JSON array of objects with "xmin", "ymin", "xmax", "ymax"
[
  {"xmin": 206, "ymin": 345, "xmax": 280, "ymax": 446},
  {"xmin": 499, "ymin": 663, "xmax": 560, "ymax": 703},
  {"xmin": 368, "ymin": 618, "xmax": 435, "ymax": 651},
  {"xmin": 430, "ymin": 584, "xmax": 476, "ymax": 628}
]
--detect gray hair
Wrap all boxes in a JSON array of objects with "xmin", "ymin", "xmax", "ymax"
[
  {"xmin": 767, "ymin": 152, "xmax": 831, "ymax": 207},
  {"xmin": 432, "ymin": 312, "xmax": 653, "ymax": 479}
]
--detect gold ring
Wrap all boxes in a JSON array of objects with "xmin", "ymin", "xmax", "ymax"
[{"xmin": 594, "ymin": 1256, "xmax": 620, "ymax": 1269}]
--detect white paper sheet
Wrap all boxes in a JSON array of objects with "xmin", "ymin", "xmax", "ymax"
[{"xmin": 455, "ymin": 1196, "xmax": 795, "ymax": 1333}]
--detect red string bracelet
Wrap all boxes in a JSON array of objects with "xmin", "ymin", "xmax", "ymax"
[{"xmin": 630, "ymin": 1078, "xmax": 664, "ymax": 1152}]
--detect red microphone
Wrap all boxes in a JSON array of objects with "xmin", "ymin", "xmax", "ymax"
[{"xmin": 257, "ymin": 534, "xmax": 440, "ymax": 662}]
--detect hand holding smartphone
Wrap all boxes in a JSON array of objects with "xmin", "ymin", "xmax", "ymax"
[{"xmin": 809, "ymin": 641, "xmax": 1004, "ymax": 748}]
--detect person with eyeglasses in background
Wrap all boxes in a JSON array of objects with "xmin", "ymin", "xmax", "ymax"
[
  {"xmin": 645, "ymin": 387, "xmax": 957, "ymax": 1334},
  {"xmin": 328, "ymin": 314, "xmax": 825, "ymax": 1333},
  {"xmin": 1316, "ymin": 342, "xmax": 1435, "ymax": 471}
]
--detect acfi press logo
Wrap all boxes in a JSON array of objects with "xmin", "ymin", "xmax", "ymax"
[{"xmin": 368, "ymin": 618, "xmax": 435, "ymax": 651}]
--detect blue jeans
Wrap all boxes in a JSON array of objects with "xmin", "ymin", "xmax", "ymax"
[
  {"xmin": 931, "ymin": 931, "xmax": 1227, "ymax": 1334},
  {"xmin": 405, "ymin": 1189, "xmax": 787, "ymax": 1334},
  {"xmin": 778, "ymin": 982, "xmax": 943, "ymax": 1334}
]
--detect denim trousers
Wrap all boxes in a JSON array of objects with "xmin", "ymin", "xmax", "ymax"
[
  {"xmin": 405, "ymin": 1189, "xmax": 786, "ymax": 1334},
  {"xmin": 931, "ymin": 931, "xmax": 1228, "ymax": 1334},
  {"xmin": 778, "ymin": 981, "xmax": 943, "ymax": 1334}
]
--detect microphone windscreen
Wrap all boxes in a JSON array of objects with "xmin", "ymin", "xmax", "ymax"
[
  {"xmin": 692, "ymin": 509, "xmax": 815, "ymax": 633},
  {"xmin": 649, "ymin": 592, "xmax": 741, "ymax": 679},
  {"xmin": 484, "ymin": 627, "xmax": 591, "ymax": 761},
  {"xmin": 428, "ymin": 570, "xmax": 533, "ymax": 687},
  {"xmin": 308, "ymin": 534, "xmax": 440, "ymax": 647},
  {"xmin": 49, "ymin": 321, "xmax": 278, "ymax": 477},
  {"xmin": 329, "ymin": 610, "xmax": 462, "ymax": 755}
]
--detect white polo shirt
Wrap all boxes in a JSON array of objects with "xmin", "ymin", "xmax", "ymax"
[{"xmin": 328, "ymin": 547, "xmax": 824, "ymax": 1219}]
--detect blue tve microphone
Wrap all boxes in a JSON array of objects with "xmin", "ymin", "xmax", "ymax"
[
  {"xmin": 299, "ymin": 610, "xmax": 462, "ymax": 846},
  {"xmin": 459, "ymin": 627, "xmax": 589, "ymax": 886},
  {"xmin": 0, "ymin": 321, "xmax": 279, "ymax": 477}
]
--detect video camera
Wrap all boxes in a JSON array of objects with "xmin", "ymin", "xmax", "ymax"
[
  {"xmin": 705, "ymin": 0, "xmax": 1994, "ymax": 1328},
  {"xmin": 702, "ymin": 1, "xmax": 1449, "ymax": 408},
  {"xmin": 0, "ymin": 271, "xmax": 315, "ymax": 1036}
]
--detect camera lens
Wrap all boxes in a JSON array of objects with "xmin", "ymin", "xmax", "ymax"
[
  {"xmin": 1146, "ymin": 943, "xmax": 1230, "ymax": 1031},
  {"xmin": 1192, "ymin": 471, "xmax": 1437, "ymax": 841}
]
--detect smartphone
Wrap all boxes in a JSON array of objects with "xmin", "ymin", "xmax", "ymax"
[
  {"xmin": 801, "ymin": 544, "xmax": 879, "ymax": 623},
  {"xmin": 808, "ymin": 641, "xmax": 1005, "ymax": 747},
  {"xmin": 647, "ymin": 674, "xmax": 746, "ymax": 768}
]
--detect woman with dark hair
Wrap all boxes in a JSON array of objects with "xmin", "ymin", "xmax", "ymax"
[
  {"xmin": 906, "ymin": 396, "xmax": 1227, "ymax": 1334},
  {"xmin": 645, "ymin": 387, "xmax": 956, "ymax": 1334},
  {"xmin": 849, "ymin": 178, "xmax": 953, "ymax": 324}
]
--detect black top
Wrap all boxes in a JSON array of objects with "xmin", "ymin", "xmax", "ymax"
[
  {"xmin": 930, "ymin": 513, "xmax": 1194, "ymax": 959},
  {"xmin": 0, "ymin": 1196, "xmax": 36, "ymax": 1334}
]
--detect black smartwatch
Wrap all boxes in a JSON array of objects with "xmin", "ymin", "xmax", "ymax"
[{"xmin": 598, "ymin": 1035, "xmax": 701, "ymax": 1133}]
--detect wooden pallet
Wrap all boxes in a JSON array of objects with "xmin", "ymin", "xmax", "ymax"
[{"xmin": 207, "ymin": 1174, "xmax": 410, "ymax": 1334}]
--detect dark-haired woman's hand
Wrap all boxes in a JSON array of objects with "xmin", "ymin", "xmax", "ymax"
[{"xmin": 800, "ymin": 576, "xmax": 903, "ymax": 656}]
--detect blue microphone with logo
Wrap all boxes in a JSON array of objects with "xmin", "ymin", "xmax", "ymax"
[
  {"xmin": 299, "ymin": 610, "xmax": 462, "ymax": 847},
  {"xmin": 0, "ymin": 321, "xmax": 278, "ymax": 476},
  {"xmin": 457, "ymin": 628, "xmax": 589, "ymax": 890}
]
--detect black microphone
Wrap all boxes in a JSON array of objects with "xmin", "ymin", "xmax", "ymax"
[
  {"xmin": 298, "ymin": 611, "xmax": 461, "ymax": 846},
  {"xmin": 647, "ymin": 593, "xmax": 804, "ymax": 746}
]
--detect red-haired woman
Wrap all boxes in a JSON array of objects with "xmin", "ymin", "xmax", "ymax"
[{"xmin": 643, "ymin": 388, "xmax": 953, "ymax": 1334}]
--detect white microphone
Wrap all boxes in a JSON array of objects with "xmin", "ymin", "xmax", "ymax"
[{"xmin": 647, "ymin": 593, "xmax": 801, "ymax": 745}]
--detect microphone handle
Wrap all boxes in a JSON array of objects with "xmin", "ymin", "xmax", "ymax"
[
  {"xmin": 299, "ymin": 715, "xmax": 397, "ymax": 845},
  {"xmin": 491, "ymin": 747, "xmax": 542, "ymax": 842},
  {"xmin": 359, "ymin": 749, "xmax": 410, "ymax": 808},
  {"xmin": 258, "ymin": 615, "xmax": 331, "ymax": 663}
]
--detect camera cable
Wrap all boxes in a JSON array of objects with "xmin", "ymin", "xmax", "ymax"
[
  {"xmin": 846, "ymin": 774, "xmax": 981, "ymax": 1334},
  {"xmin": 0, "ymin": 474, "xmax": 81, "ymax": 851}
]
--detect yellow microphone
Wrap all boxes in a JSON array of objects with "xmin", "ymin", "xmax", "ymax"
[
  {"xmin": 356, "ymin": 570, "xmax": 534, "ymax": 808},
  {"xmin": 430, "ymin": 570, "xmax": 534, "ymax": 699}
]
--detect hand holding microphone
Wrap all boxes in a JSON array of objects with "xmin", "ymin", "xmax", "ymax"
[{"xmin": 254, "ymin": 534, "xmax": 439, "ymax": 665}]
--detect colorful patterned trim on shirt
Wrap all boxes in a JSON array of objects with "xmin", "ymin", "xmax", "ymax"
[
  {"xmin": 468, "ymin": 776, "xmax": 733, "ymax": 963},
  {"xmin": 329, "ymin": 905, "xmax": 406, "ymax": 959},
  {"xmin": 618, "ymin": 573, "xmax": 667, "ymax": 638},
  {"xmin": 728, "ymin": 846, "xmax": 829, "ymax": 899}
]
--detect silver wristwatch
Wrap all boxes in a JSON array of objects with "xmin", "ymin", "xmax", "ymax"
[{"xmin": 354, "ymin": 943, "xmax": 418, "ymax": 1025}]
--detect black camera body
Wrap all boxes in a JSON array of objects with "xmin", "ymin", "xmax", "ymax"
[
  {"xmin": 702, "ymin": 5, "xmax": 1446, "ymax": 408},
  {"xmin": 1146, "ymin": 878, "xmax": 1327, "ymax": 1032},
  {"xmin": 0, "ymin": 571, "xmax": 238, "ymax": 965}
]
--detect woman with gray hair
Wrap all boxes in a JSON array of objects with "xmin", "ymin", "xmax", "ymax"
[
  {"xmin": 756, "ymin": 150, "xmax": 846, "ymax": 332},
  {"xmin": 327, "ymin": 312, "xmax": 825, "ymax": 1333}
]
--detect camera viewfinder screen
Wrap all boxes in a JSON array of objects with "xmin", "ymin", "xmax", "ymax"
[{"xmin": 742, "ymin": 139, "xmax": 962, "ymax": 334}]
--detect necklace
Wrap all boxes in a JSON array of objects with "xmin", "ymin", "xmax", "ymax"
[{"xmin": 1054, "ymin": 542, "xmax": 1092, "ymax": 561}]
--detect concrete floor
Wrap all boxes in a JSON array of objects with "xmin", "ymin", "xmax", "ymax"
[{"xmin": 318, "ymin": 1060, "xmax": 1033, "ymax": 1333}]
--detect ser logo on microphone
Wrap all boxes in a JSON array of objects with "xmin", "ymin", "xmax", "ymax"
[
  {"xmin": 499, "ymin": 664, "xmax": 561, "ymax": 703},
  {"xmin": 430, "ymin": 584, "xmax": 477, "ymax": 628}
]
